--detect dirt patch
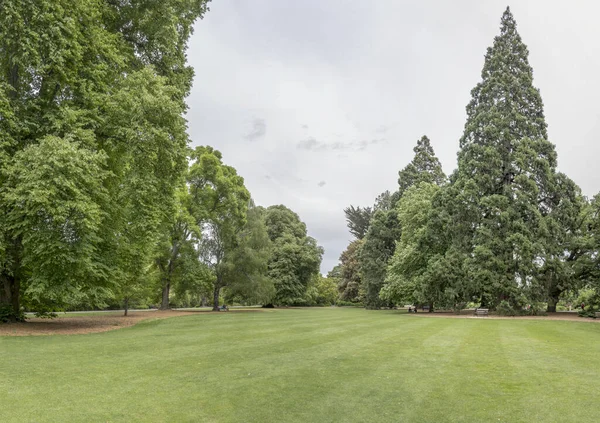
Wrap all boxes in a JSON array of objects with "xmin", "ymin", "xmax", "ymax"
[
  {"xmin": 403, "ymin": 310, "xmax": 599, "ymax": 322},
  {"xmin": 0, "ymin": 308, "xmax": 266, "ymax": 337}
]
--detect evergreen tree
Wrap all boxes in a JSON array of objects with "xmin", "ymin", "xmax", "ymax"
[
  {"xmin": 337, "ymin": 239, "xmax": 364, "ymax": 303},
  {"xmin": 440, "ymin": 7, "xmax": 571, "ymax": 308},
  {"xmin": 398, "ymin": 136, "xmax": 446, "ymax": 197},
  {"xmin": 343, "ymin": 206, "xmax": 373, "ymax": 240},
  {"xmin": 359, "ymin": 209, "xmax": 401, "ymax": 309}
]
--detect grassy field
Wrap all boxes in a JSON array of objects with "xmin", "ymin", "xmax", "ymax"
[{"xmin": 1, "ymin": 308, "xmax": 599, "ymax": 422}]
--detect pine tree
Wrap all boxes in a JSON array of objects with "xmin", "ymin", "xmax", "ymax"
[
  {"xmin": 398, "ymin": 136, "xmax": 446, "ymax": 197},
  {"xmin": 444, "ymin": 7, "xmax": 568, "ymax": 308}
]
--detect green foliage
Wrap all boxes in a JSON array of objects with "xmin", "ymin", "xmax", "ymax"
[
  {"xmin": 264, "ymin": 205, "xmax": 323, "ymax": 305},
  {"xmin": 306, "ymin": 274, "xmax": 338, "ymax": 306},
  {"xmin": 2, "ymin": 136, "xmax": 112, "ymax": 308},
  {"xmin": 343, "ymin": 206, "xmax": 373, "ymax": 240},
  {"xmin": 382, "ymin": 183, "xmax": 440, "ymax": 306},
  {"xmin": 0, "ymin": 304, "xmax": 24, "ymax": 323},
  {"xmin": 358, "ymin": 134, "xmax": 446, "ymax": 310},
  {"xmin": 337, "ymin": 239, "xmax": 363, "ymax": 303},
  {"xmin": 359, "ymin": 209, "xmax": 401, "ymax": 309},
  {"xmin": 0, "ymin": 0, "xmax": 210, "ymax": 316},
  {"xmin": 220, "ymin": 202, "xmax": 274, "ymax": 305},
  {"xmin": 397, "ymin": 136, "xmax": 446, "ymax": 198},
  {"xmin": 496, "ymin": 300, "xmax": 516, "ymax": 316}
]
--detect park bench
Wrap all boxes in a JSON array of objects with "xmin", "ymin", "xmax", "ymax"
[{"xmin": 475, "ymin": 308, "xmax": 489, "ymax": 317}]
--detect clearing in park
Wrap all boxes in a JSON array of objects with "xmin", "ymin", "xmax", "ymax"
[{"xmin": 1, "ymin": 307, "xmax": 599, "ymax": 422}]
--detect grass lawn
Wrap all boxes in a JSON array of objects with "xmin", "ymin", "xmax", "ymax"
[{"xmin": 1, "ymin": 308, "xmax": 599, "ymax": 422}]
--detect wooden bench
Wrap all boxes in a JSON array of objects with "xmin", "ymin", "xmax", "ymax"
[{"xmin": 475, "ymin": 308, "xmax": 489, "ymax": 317}]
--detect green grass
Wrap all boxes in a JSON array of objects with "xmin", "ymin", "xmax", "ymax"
[{"xmin": 1, "ymin": 308, "xmax": 599, "ymax": 422}]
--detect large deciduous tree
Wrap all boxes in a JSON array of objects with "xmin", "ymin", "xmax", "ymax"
[
  {"xmin": 264, "ymin": 206, "xmax": 323, "ymax": 305},
  {"xmin": 0, "ymin": 0, "xmax": 210, "ymax": 320}
]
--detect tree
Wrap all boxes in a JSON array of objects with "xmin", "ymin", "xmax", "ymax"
[
  {"xmin": 398, "ymin": 136, "xmax": 446, "ymax": 197},
  {"xmin": 359, "ymin": 136, "xmax": 446, "ymax": 309},
  {"xmin": 304, "ymin": 274, "xmax": 338, "ymax": 306},
  {"xmin": 264, "ymin": 206, "xmax": 323, "ymax": 305},
  {"xmin": 381, "ymin": 183, "xmax": 440, "ymax": 308},
  {"xmin": 219, "ymin": 202, "xmax": 274, "ymax": 306},
  {"xmin": 337, "ymin": 240, "xmax": 364, "ymax": 303},
  {"xmin": 343, "ymin": 205, "xmax": 373, "ymax": 240},
  {"xmin": 437, "ymin": 7, "xmax": 567, "ymax": 309},
  {"xmin": 1, "ymin": 136, "xmax": 110, "ymax": 319},
  {"xmin": 536, "ymin": 173, "xmax": 590, "ymax": 312},
  {"xmin": 0, "ymin": 0, "xmax": 210, "ymax": 320},
  {"xmin": 188, "ymin": 146, "xmax": 250, "ymax": 311},
  {"xmin": 359, "ymin": 209, "xmax": 401, "ymax": 309}
]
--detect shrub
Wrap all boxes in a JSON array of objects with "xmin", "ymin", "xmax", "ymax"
[
  {"xmin": 0, "ymin": 305, "xmax": 26, "ymax": 323},
  {"xmin": 496, "ymin": 300, "xmax": 516, "ymax": 316}
]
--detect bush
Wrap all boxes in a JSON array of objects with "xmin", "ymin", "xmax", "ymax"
[
  {"xmin": 0, "ymin": 305, "xmax": 26, "ymax": 323},
  {"xmin": 578, "ymin": 308, "xmax": 598, "ymax": 319},
  {"xmin": 521, "ymin": 302, "xmax": 548, "ymax": 316},
  {"xmin": 496, "ymin": 300, "xmax": 516, "ymax": 316}
]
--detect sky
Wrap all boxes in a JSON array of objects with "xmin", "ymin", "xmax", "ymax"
[{"xmin": 186, "ymin": 0, "xmax": 600, "ymax": 274}]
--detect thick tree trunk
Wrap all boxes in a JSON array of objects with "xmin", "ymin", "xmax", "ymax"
[
  {"xmin": 1, "ymin": 275, "xmax": 21, "ymax": 322},
  {"xmin": 547, "ymin": 296, "xmax": 559, "ymax": 313},
  {"xmin": 160, "ymin": 278, "xmax": 170, "ymax": 310},
  {"xmin": 428, "ymin": 302, "xmax": 434, "ymax": 313},
  {"xmin": 212, "ymin": 284, "xmax": 221, "ymax": 311}
]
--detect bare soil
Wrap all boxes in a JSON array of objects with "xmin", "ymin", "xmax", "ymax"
[{"xmin": 0, "ymin": 309, "xmax": 265, "ymax": 337}]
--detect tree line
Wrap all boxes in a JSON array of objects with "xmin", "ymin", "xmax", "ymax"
[
  {"xmin": 0, "ymin": 0, "xmax": 329, "ymax": 322},
  {"xmin": 332, "ymin": 8, "xmax": 600, "ymax": 316}
]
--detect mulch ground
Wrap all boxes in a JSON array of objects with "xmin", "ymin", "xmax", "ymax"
[{"xmin": 0, "ymin": 309, "xmax": 266, "ymax": 337}]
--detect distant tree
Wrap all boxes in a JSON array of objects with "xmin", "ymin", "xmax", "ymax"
[
  {"xmin": 337, "ymin": 240, "xmax": 364, "ymax": 303},
  {"xmin": 219, "ymin": 202, "xmax": 274, "ymax": 306},
  {"xmin": 359, "ymin": 210, "xmax": 401, "ymax": 309},
  {"xmin": 381, "ymin": 183, "xmax": 440, "ymax": 308},
  {"xmin": 343, "ymin": 205, "xmax": 373, "ymax": 240},
  {"xmin": 359, "ymin": 135, "xmax": 446, "ymax": 309},
  {"xmin": 264, "ymin": 206, "xmax": 323, "ymax": 305},
  {"xmin": 397, "ymin": 136, "xmax": 446, "ymax": 197}
]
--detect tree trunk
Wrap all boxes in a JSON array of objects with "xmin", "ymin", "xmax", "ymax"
[
  {"xmin": 124, "ymin": 297, "xmax": 129, "ymax": 317},
  {"xmin": 212, "ymin": 284, "xmax": 221, "ymax": 311},
  {"xmin": 1, "ymin": 275, "xmax": 21, "ymax": 322},
  {"xmin": 160, "ymin": 278, "xmax": 170, "ymax": 310},
  {"xmin": 546, "ymin": 296, "xmax": 559, "ymax": 313},
  {"xmin": 428, "ymin": 302, "xmax": 434, "ymax": 313}
]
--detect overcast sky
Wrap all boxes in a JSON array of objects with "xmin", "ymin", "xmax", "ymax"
[{"xmin": 186, "ymin": 1, "xmax": 600, "ymax": 273}]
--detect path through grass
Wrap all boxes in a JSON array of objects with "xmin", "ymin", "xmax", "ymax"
[{"xmin": 1, "ymin": 308, "xmax": 599, "ymax": 422}]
